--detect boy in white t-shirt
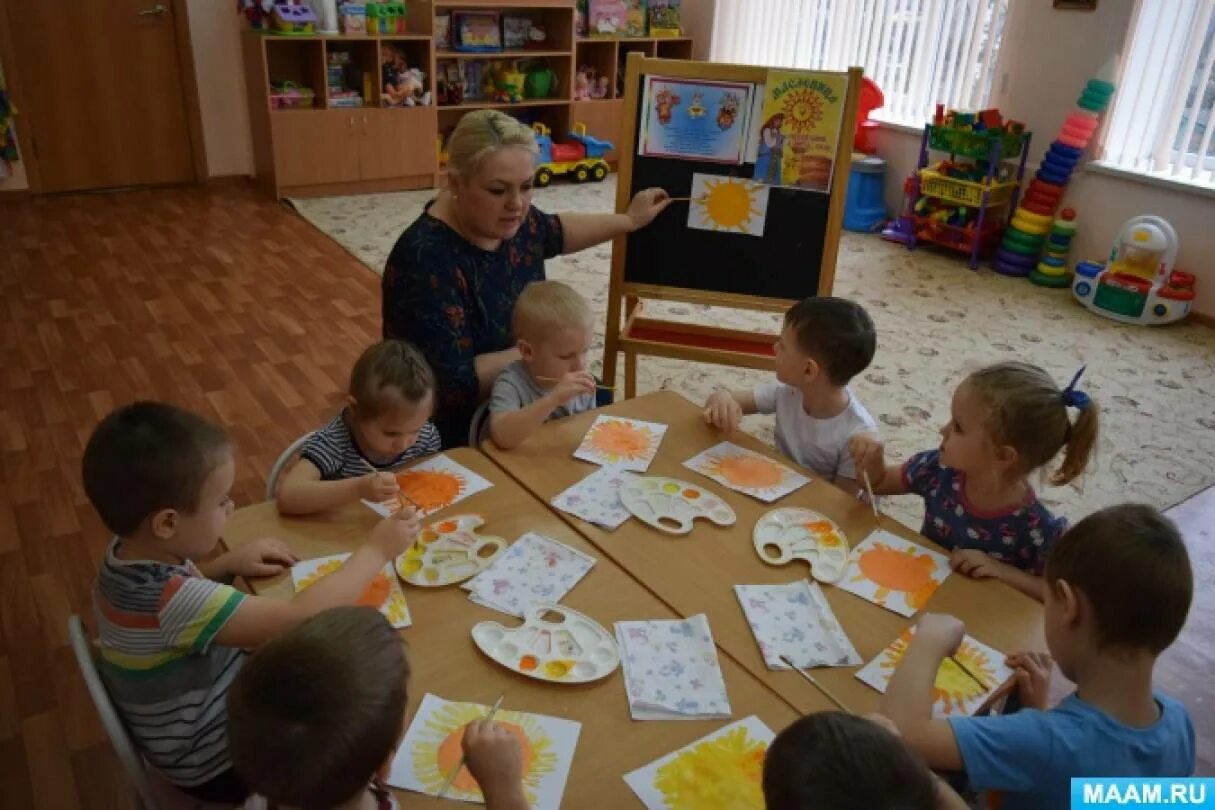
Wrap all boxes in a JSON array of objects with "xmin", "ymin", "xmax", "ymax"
[{"xmin": 704, "ymin": 297, "xmax": 877, "ymax": 491}]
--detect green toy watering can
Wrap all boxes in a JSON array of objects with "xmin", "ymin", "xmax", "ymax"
[{"xmin": 524, "ymin": 66, "xmax": 557, "ymax": 99}]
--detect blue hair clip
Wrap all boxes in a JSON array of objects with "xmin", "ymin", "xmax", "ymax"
[{"xmin": 1061, "ymin": 365, "xmax": 1091, "ymax": 411}]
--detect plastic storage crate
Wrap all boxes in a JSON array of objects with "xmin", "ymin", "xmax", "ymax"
[
  {"xmin": 927, "ymin": 124, "xmax": 1029, "ymax": 161},
  {"xmin": 918, "ymin": 167, "xmax": 1018, "ymax": 208}
]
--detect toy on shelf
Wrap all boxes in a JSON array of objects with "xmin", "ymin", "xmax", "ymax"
[
  {"xmin": 485, "ymin": 62, "xmax": 526, "ymax": 103},
  {"xmin": 327, "ymin": 49, "xmax": 364, "ymax": 107},
  {"xmin": 271, "ymin": 2, "xmax": 317, "ymax": 34},
  {"xmin": 503, "ymin": 14, "xmax": 532, "ymax": 49},
  {"xmin": 380, "ymin": 44, "xmax": 430, "ymax": 107},
  {"xmin": 854, "ymin": 77, "xmax": 884, "ymax": 154},
  {"xmin": 1027, "ymin": 208, "xmax": 1078, "ymax": 287},
  {"xmin": 269, "ymin": 81, "xmax": 316, "ymax": 109},
  {"xmin": 523, "ymin": 63, "xmax": 558, "ymax": 99},
  {"xmin": 532, "ymin": 122, "xmax": 614, "ymax": 187},
  {"xmin": 434, "ymin": 11, "xmax": 451, "ymax": 48},
  {"xmin": 238, "ymin": 0, "xmax": 276, "ymax": 31},
  {"xmin": 1071, "ymin": 215, "xmax": 1195, "ymax": 326},
  {"xmin": 336, "ymin": 2, "xmax": 365, "ymax": 33},
  {"xmin": 590, "ymin": 0, "xmax": 645, "ymax": 37},
  {"xmin": 996, "ymin": 59, "xmax": 1117, "ymax": 283},
  {"xmin": 574, "ymin": 66, "xmax": 593, "ymax": 100},
  {"xmin": 882, "ymin": 108, "xmax": 1031, "ymax": 269},
  {"xmin": 593, "ymin": 75, "xmax": 610, "ymax": 99},
  {"xmin": 527, "ymin": 23, "xmax": 549, "ymax": 49},
  {"xmin": 366, "ymin": 2, "xmax": 406, "ymax": 34},
  {"xmin": 649, "ymin": 0, "xmax": 682, "ymax": 37},
  {"xmin": 452, "ymin": 11, "xmax": 502, "ymax": 53}
]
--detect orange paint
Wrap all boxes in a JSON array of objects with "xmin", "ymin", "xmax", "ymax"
[
  {"xmin": 519, "ymin": 655, "xmax": 539, "ymax": 671},
  {"xmin": 585, "ymin": 420, "xmax": 653, "ymax": 460},
  {"xmin": 436, "ymin": 520, "xmax": 459, "ymax": 533},
  {"xmin": 682, "ymin": 488, "xmax": 700, "ymax": 499},
  {"xmin": 708, "ymin": 454, "xmax": 784, "ymax": 489},
  {"xmin": 357, "ymin": 572, "xmax": 391, "ymax": 608},
  {"xmin": 397, "ymin": 469, "xmax": 465, "ymax": 512},
  {"xmin": 804, "ymin": 520, "xmax": 835, "ymax": 535},
  {"xmin": 857, "ymin": 544, "xmax": 940, "ymax": 610},
  {"xmin": 436, "ymin": 722, "xmax": 533, "ymax": 793}
]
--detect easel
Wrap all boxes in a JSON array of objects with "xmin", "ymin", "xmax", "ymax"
[{"xmin": 602, "ymin": 54, "xmax": 862, "ymax": 396}]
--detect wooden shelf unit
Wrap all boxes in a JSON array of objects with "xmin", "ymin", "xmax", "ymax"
[{"xmin": 241, "ymin": 2, "xmax": 693, "ymax": 197}]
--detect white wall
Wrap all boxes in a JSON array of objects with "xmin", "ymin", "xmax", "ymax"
[
  {"xmin": 187, "ymin": 0, "xmax": 254, "ymax": 178},
  {"xmin": 869, "ymin": 0, "xmax": 1215, "ymax": 318}
]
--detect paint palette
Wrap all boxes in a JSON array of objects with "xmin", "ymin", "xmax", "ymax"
[
  {"xmin": 472, "ymin": 603, "xmax": 620, "ymax": 684},
  {"xmin": 752, "ymin": 508, "xmax": 850, "ymax": 583},
  {"xmin": 618, "ymin": 476, "xmax": 737, "ymax": 535},
  {"xmin": 395, "ymin": 514, "xmax": 507, "ymax": 587}
]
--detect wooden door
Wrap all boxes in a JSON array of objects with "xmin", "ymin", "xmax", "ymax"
[
  {"xmin": 3, "ymin": 0, "xmax": 196, "ymax": 192},
  {"xmin": 358, "ymin": 109, "xmax": 438, "ymax": 181},
  {"xmin": 271, "ymin": 112, "xmax": 359, "ymax": 188}
]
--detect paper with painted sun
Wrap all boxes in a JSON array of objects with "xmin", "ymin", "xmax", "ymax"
[
  {"xmin": 387, "ymin": 693, "xmax": 580, "ymax": 809},
  {"xmin": 734, "ymin": 580, "xmax": 860, "ymax": 670},
  {"xmin": 683, "ymin": 441, "xmax": 809, "ymax": 502},
  {"xmin": 291, "ymin": 553, "xmax": 411, "ymax": 628},
  {"xmin": 855, "ymin": 627, "xmax": 1014, "ymax": 717},
  {"xmin": 687, "ymin": 173, "xmax": 770, "ymax": 237},
  {"xmin": 624, "ymin": 715, "xmax": 774, "ymax": 810},
  {"xmin": 573, "ymin": 416, "xmax": 667, "ymax": 472},
  {"xmin": 362, "ymin": 454, "xmax": 493, "ymax": 518},
  {"xmin": 836, "ymin": 530, "xmax": 951, "ymax": 617}
]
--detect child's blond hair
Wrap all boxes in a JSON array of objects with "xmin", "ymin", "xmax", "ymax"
[
  {"xmin": 965, "ymin": 361, "xmax": 1099, "ymax": 486},
  {"xmin": 446, "ymin": 110, "xmax": 538, "ymax": 179},
  {"xmin": 512, "ymin": 280, "xmax": 593, "ymax": 342}
]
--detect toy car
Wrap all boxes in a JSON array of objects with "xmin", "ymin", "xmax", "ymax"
[{"xmin": 531, "ymin": 122, "xmax": 614, "ymax": 187}]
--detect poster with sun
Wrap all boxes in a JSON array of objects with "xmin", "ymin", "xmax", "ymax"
[
  {"xmin": 573, "ymin": 415, "xmax": 667, "ymax": 472},
  {"xmin": 855, "ymin": 627, "xmax": 1014, "ymax": 717},
  {"xmin": 387, "ymin": 693, "xmax": 580, "ymax": 809},
  {"xmin": 682, "ymin": 441, "xmax": 809, "ymax": 502},
  {"xmin": 835, "ymin": 530, "xmax": 952, "ymax": 617},
  {"xmin": 687, "ymin": 173, "xmax": 770, "ymax": 237},
  {"xmin": 623, "ymin": 716, "xmax": 774, "ymax": 810},
  {"xmin": 638, "ymin": 76, "xmax": 754, "ymax": 163},
  {"xmin": 291, "ymin": 553, "xmax": 411, "ymax": 629},
  {"xmin": 751, "ymin": 70, "xmax": 848, "ymax": 192},
  {"xmin": 363, "ymin": 454, "xmax": 493, "ymax": 518}
]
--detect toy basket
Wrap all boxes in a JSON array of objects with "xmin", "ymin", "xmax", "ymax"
[
  {"xmin": 918, "ymin": 167, "xmax": 1018, "ymax": 208},
  {"xmin": 927, "ymin": 124, "xmax": 1028, "ymax": 161},
  {"xmin": 269, "ymin": 82, "xmax": 316, "ymax": 109}
]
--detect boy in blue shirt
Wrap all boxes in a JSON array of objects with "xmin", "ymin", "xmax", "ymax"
[{"xmin": 880, "ymin": 503, "xmax": 1195, "ymax": 810}]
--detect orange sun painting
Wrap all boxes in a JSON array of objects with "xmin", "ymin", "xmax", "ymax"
[
  {"xmin": 390, "ymin": 694, "xmax": 580, "ymax": 808},
  {"xmin": 837, "ymin": 530, "xmax": 952, "ymax": 617},
  {"xmin": 688, "ymin": 174, "xmax": 770, "ymax": 237},
  {"xmin": 624, "ymin": 716, "xmax": 776, "ymax": 810},
  {"xmin": 856, "ymin": 629, "xmax": 1013, "ymax": 717},
  {"xmin": 293, "ymin": 555, "xmax": 411, "ymax": 628},
  {"xmin": 684, "ymin": 442, "xmax": 809, "ymax": 502},
  {"xmin": 779, "ymin": 87, "xmax": 825, "ymax": 135},
  {"xmin": 364, "ymin": 455, "xmax": 493, "ymax": 518},
  {"xmin": 574, "ymin": 416, "xmax": 667, "ymax": 472}
]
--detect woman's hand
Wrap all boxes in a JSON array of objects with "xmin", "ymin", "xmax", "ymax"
[{"xmin": 626, "ymin": 188, "xmax": 673, "ymax": 231}]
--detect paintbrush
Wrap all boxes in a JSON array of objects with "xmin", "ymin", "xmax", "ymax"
[
  {"xmin": 667, "ymin": 194, "xmax": 705, "ymax": 202},
  {"xmin": 437, "ymin": 695, "xmax": 505, "ymax": 799},
  {"xmin": 779, "ymin": 655, "xmax": 852, "ymax": 714},
  {"xmin": 862, "ymin": 470, "xmax": 880, "ymax": 520},
  {"xmin": 535, "ymin": 375, "xmax": 615, "ymax": 391},
  {"xmin": 947, "ymin": 655, "xmax": 990, "ymax": 691},
  {"xmin": 354, "ymin": 455, "xmax": 421, "ymax": 511}
]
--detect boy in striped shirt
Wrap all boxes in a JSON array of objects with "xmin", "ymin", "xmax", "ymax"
[{"xmin": 85, "ymin": 402, "xmax": 419, "ymax": 803}]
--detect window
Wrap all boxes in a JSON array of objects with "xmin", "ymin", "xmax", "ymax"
[
  {"xmin": 710, "ymin": 0, "xmax": 1010, "ymax": 127},
  {"xmin": 1099, "ymin": 0, "xmax": 1215, "ymax": 189}
]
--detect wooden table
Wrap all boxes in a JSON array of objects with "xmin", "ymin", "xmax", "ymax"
[
  {"xmin": 483, "ymin": 391, "xmax": 1046, "ymax": 715},
  {"xmin": 225, "ymin": 448, "xmax": 798, "ymax": 808}
]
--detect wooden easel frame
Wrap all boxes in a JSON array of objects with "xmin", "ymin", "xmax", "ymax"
[{"xmin": 602, "ymin": 54, "xmax": 863, "ymax": 396}]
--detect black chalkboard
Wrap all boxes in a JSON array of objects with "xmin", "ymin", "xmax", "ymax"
[{"xmin": 622, "ymin": 75, "xmax": 832, "ymax": 302}]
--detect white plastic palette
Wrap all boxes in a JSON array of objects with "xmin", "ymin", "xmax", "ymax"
[
  {"xmin": 752, "ymin": 507, "xmax": 850, "ymax": 583},
  {"xmin": 472, "ymin": 603, "xmax": 620, "ymax": 684},
  {"xmin": 618, "ymin": 476, "xmax": 737, "ymax": 535},
  {"xmin": 395, "ymin": 514, "xmax": 506, "ymax": 587}
]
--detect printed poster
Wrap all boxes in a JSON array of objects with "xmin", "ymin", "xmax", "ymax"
[
  {"xmin": 752, "ymin": 70, "xmax": 849, "ymax": 192},
  {"xmin": 639, "ymin": 76, "xmax": 754, "ymax": 163}
]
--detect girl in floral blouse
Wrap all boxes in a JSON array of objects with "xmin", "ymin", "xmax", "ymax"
[
  {"xmin": 382, "ymin": 110, "xmax": 671, "ymax": 446},
  {"xmin": 850, "ymin": 362, "xmax": 1099, "ymax": 602}
]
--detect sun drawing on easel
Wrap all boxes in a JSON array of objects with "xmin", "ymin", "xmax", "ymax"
[
  {"xmin": 879, "ymin": 630, "xmax": 998, "ymax": 714},
  {"xmin": 653, "ymin": 724, "xmax": 768, "ymax": 806},
  {"xmin": 395, "ymin": 469, "xmax": 467, "ymax": 513},
  {"xmin": 693, "ymin": 177, "xmax": 767, "ymax": 233},
  {"xmin": 411, "ymin": 701, "xmax": 558, "ymax": 802},
  {"xmin": 584, "ymin": 419, "xmax": 656, "ymax": 463},
  {"xmin": 779, "ymin": 88, "xmax": 825, "ymax": 134},
  {"xmin": 852, "ymin": 540, "xmax": 943, "ymax": 612}
]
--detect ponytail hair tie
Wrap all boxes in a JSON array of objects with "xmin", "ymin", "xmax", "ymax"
[{"xmin": 1061, "ymin": 365, "xmax": 1091, "ymax": 411}]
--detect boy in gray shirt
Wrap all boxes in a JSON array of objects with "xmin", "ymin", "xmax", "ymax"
[{"xmin": 488, "ymin": 280, "xmax": 598, "ymax": 449}]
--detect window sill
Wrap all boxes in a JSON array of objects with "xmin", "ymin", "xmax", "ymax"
[
  {"xmin": 1085, "ymin": 161, "xmax": 1215, "ymax": 202},
  {"xmin": 873, "ymin": 119, "xmax": 923, "ymax": 136}
]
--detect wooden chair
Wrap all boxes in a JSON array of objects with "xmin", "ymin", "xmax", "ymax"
[{"xmin": 265, "ymin": 432, "xmax": 314, "ymax": 500}]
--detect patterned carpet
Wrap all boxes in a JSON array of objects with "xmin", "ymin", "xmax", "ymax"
[{"xmin": 289, "ymin": 178, "xmax": 1215, "ymax": 532}]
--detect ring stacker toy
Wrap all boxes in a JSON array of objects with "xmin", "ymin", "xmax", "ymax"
[
  {"xmin": 753, "ymin": 508, "xmax": 850, "ymax": 583},
  {"xmin": 472, "ymin": 603, "xmax": 620, "ymax": 684},
  {"xmin": 395, "ymin": 514, "xmax": 506, "ymax": 586},
  {"xmin": 618, "ymin": 475, "xmax": 737, "ymax": 535}
]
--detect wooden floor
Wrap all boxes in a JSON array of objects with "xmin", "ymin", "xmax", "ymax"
[{"xmin": 0, "ymin": 183, "xmax": 1210, "ymax": 808}]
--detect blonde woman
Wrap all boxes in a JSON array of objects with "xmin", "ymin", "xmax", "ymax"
[{"xmin": 382, "ymin": 110, "xmax": 670, "ymax": 446}]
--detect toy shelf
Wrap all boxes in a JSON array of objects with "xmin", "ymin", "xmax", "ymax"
[
  {"xmin": 440, "ymin": 98, "xmax": 569, "ymax": 110},
  {"xmin": 437, "ymin": 49, "xmax": 571, "ymax": 58}
]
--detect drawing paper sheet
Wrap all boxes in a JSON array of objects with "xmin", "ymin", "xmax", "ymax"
[
  {"xmin": 291, "ymin": 553, "xmax": 410, "ymax": 628},
  {"xmin": 687, "ymin": 173, "xmax": 770, "ymax": 237},
  {"xmin": 835, "ymin": 529, "xmax": 952, "ymax": 617},
  {"xmin": 463, "ymin": 532, "xmax": 597, "ymax": 617},
  {"xmin": 855, "ymin": 627, "xmax": 1014, "ymax": 717},
  {"xmin": 734, "ymin": 580, "xmax": 860, "ymax": 669},
  {"xmin": 615, "ymin": 614, "xmax": 732, "ymax": 720},
  {"xmin": 573, "ymin": 415, "xmax": 667, "ymax": 472},
  {"xmin": 623, "ymin": 716, "xmax": 774, "ymax": 810},
  {"xmin": 550, "ymin": 464, "xmax": 633, "ymax": 530},
  {"xmin": 388, "ymin": 693, "xmax": 580, "ymax": 809},
  {"xmin": 362, "ymin": 453, "xmax": 493, "ymax": 518},
  {"xmin": 683, "ymin": 441, "xmax": 809, "ymax": 502}
]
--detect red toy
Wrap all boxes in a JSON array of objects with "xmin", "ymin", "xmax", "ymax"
[{"xmin": 854, "ymin": 77, "xmax": 884, "ymax": 154}]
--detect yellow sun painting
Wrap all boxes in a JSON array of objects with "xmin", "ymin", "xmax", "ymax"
[
  {"xmin": 654, "ymin": 724, "xmax": 767, "ymax": 808},
  {"xmin": 294, "ymin": 556, "xmax": 411, "ymax": 628},
  {"xmin": 861, "ymin": 629, "xmax": 1011, "ymax": 717},
  {"xmin": 778, "ymin": 87, "xmax": 826, "ymax": 135},
  {"xmin": 409, "ymin": 700, "xmax": 559, "ymax": 803},
  {"xmin": 688, "ymin": 173, "xmax": 770, "ymax": 237}
]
